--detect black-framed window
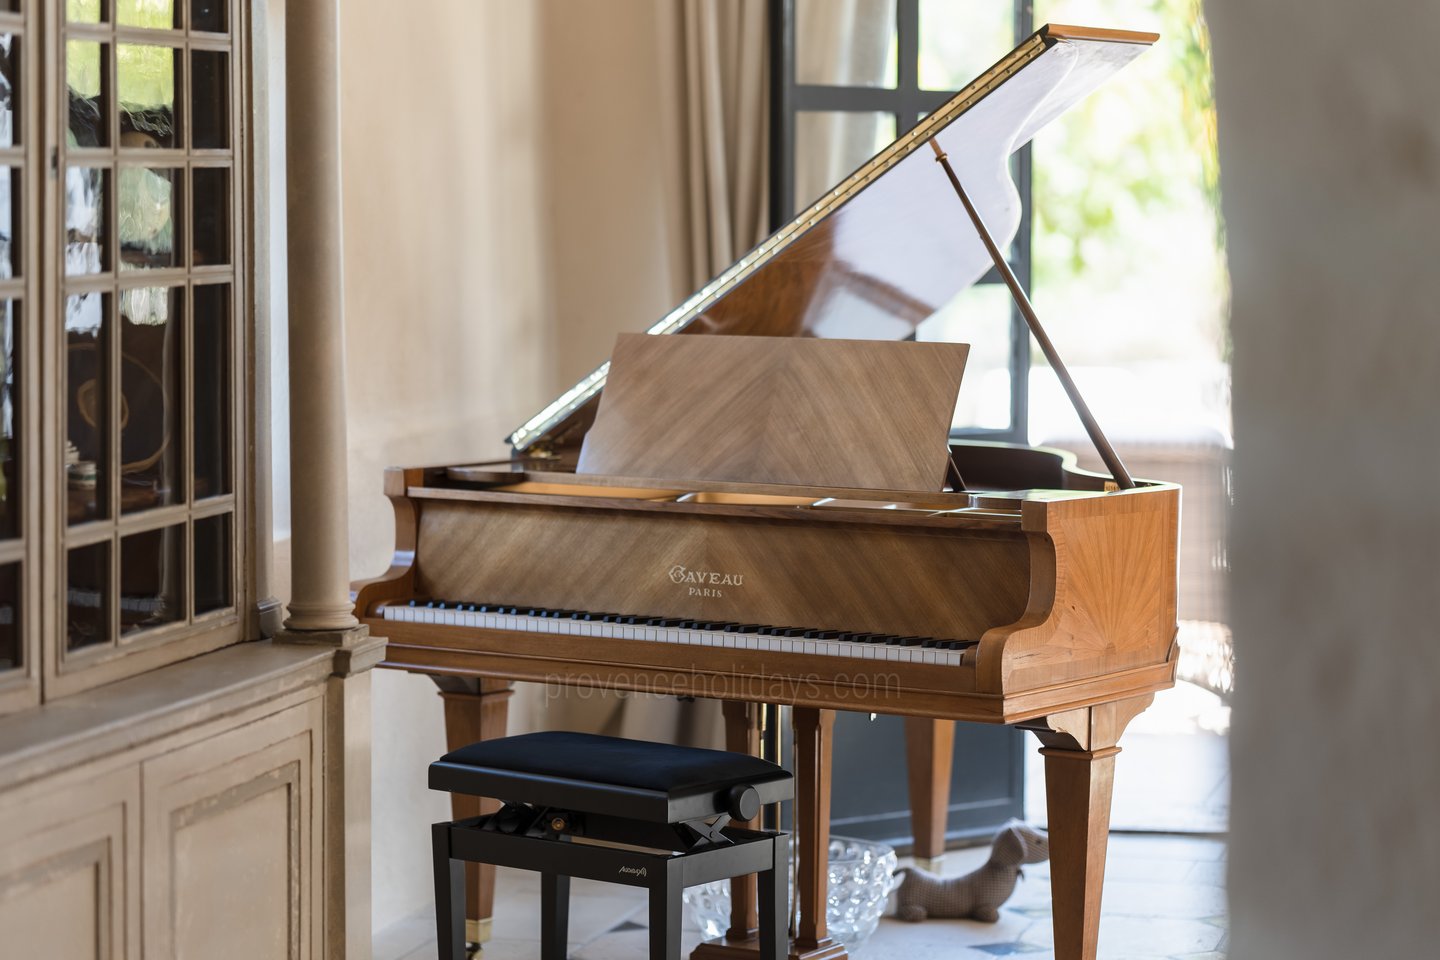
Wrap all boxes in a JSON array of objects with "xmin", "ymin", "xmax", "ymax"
[{"xmin": 769, "ymin": 0, "xmax": 1033, "ymax": 442}]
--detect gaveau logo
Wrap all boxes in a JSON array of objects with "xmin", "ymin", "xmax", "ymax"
[{"xmin": 667, "ymin": 564, "xmax": 745, "ymax": 598}]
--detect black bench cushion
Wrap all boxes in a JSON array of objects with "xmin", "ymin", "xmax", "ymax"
[{"xmin": 433, "ymin": 731, "xmax": 793, "ymax": 823}]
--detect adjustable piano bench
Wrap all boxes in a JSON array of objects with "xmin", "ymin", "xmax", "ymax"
[{"xmin": 430, "ymin": 731, "xmax": 793, "ymax": 960}]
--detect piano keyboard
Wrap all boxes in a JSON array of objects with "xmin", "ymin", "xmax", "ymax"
[{"xmin": 381, "ymin": 601, "xmax": 977, "ymax": 666}]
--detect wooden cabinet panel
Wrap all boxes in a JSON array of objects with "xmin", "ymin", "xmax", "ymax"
[
  {"xmin": 0, "ymin": 767, "xmax": 140, "ymax": 959},
  {"xmin": 142, "ymin": 699, "xmax": 323, "ymax": 960}
]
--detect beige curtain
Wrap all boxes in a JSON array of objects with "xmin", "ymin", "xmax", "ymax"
[
  {"xmin": 661, "ymin": 0, "xmax": 771, "ymax": 287},
  {"xmin": 519, "ymin": 0, "xmax": 770, "ymax": 749}
]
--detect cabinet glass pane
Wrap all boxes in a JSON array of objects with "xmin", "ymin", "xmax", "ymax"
[
  {"xmin": 917, "ymin": 283, "xmax": 1015, "ymax": 431},
  {"xmin": 118, "ymin": 44, "xmax": 178, "ymax": 149},
  {"xmin": 67, "ymin": 0, "xmax": 102, "ymax": 23},
  {"xmin": 0, "ymin": 34, "xmax": 17, "ymax": 148},
  {"xmin": 191, "ymin": 0, "xmax": 226, "ymax": 33},
  {"xmin": 0, "ymin": 563, "xmax": 16, "ymax": 671},
  {"xmin": 0, "ymin": 300, "xmax": 15, "ymax": 539},
  {"xmin": 0, "ymin": 167, "xmax": 15, "ymax": 279},
  {"xmin": 117, "ymin": 0, "xmax": 179, "ymax": 30},
  {"xmin": 918, "ymin": 0, "xmax": 1015, "ymax": 92},
  {"xmin": 191, "ymin": 166, "xmax": 227, "ymax": 265},
  {"xmin": 120, "ymin": 523, "xmax": 182, "ymax": 634},
  {"xmin": 194, "ymin": 513, "xmax": 230, "ymax": 615},
  {"xmin": 66, "ymin": 293, "xmax": 109, "ymax": 524},
  {"xmin": 119, "ymin": 166, "xmax": 179, "ymax": 269},
  {"xmin": 66, "ymin": 166, "xmax": 109, "ymax": 275},
  {"xmin": 67, "ymin": 541, "xmax": 109, "ymax": 650},
  {"xmin": 190, "ymin": 49, "xmax": 227, "ymax": 149},
  {"xmin": 66, "ymin": 41, "xmax": 109, "ymax": 147},
  {"xmin": 119, "ymin": 286, "xmax": 181, "ymax": 512},
  {"xmin": 193, "ymin": 283, "xmax": 229, "ymax": 497},
  {"xmin": 795, "ymin": 111, "xmax": 896, "ymax": 211},
  {"xmin": 796, "ymin": 0, "xmax": 896, "ymax": 88}
]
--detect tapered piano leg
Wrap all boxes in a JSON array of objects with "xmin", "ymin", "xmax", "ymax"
[
  {"xmin": 1041, "ymin": 744, "xmax": 1117, "ymax": 960},
  {"xmin": 723, "ymin": 700, "xmax": 763, "ymax": 942},
  {"xmin": 691, "ymin": 705, "xmax": 846, "ymax": 960},
  {"xmin": 1025, "ymin": 694, "xmax": 1152, "ymax": 960},
  {"xmin": 790, "ymin": 707, "xmax": 846, "ymax": 960},
  {"xmin": 904, "ymin": 717, "xmax": 955, "ymax": 867},
  {"xmin": 434, "ymin": 676, "xmax": 514, "ymax": 948}
]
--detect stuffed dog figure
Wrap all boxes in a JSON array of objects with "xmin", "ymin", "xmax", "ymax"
[{"xmin": 894, "ymin": 819, "xmax": 1050, "ymax": 922}]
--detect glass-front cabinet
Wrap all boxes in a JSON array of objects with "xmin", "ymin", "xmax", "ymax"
[{"xmin": 0, "ymin": 0, "xmax": 246, "ymax": 711}]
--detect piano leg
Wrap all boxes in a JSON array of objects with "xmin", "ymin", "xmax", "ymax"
[
  {"xmin": 692, "ymin": 705, "xmax": 845, "ymax": 960},
  {"xmin": 723, "ymin": 700, "xmax": 763, "ymax": 941},
  {"xmin": 790, "ymin": 707, "xmax": 846, "ymax": 960},
  {"xmin": 434, "ymin": 676, "xmax": 514, "ymax": 948},
  {"xmin": 1027, "ymin": 694, "xmax": 1153, "ymax": 960},
  {"xmin": 903, "ymin": 718, "xmax": 956, "ymax": 867}
]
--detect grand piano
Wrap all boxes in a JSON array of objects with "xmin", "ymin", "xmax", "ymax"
[{"xmin": 355, "ymin": 24, "xmax": 1177, "ymax": 960}]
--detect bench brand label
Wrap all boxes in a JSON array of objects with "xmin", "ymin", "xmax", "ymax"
[{"xmin": 668, "ymin": 564, "xmax": 744, "ymax": 598}]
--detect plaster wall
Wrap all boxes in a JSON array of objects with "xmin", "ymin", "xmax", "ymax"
[
  {"xmin": 331, "ymin": 0, "xmax": 691, "ymax": 933},
  {"xmin": 1208, "ymin": 2, "xmax": 1440, "ymax": 955}
]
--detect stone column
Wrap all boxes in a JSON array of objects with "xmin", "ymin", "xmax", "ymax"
[
  {"xmin": 279, "ymin": 3, "xmax": 383, "ymax": 959},
  {"xmin": 283, "ymin": 0, "xmax": 358, "ymax": 635}
]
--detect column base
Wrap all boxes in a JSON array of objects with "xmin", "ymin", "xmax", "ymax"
[
  {"xmin": 275, "ymin": 624, "xmax": 385, "ymax": 676},
  {"xmin": 911, "ymin": 854, "xmax": 946, "ymax": 872},
  {"xmin": 691, "ymin": 934, "xmax": 847, "ymax": 960}
]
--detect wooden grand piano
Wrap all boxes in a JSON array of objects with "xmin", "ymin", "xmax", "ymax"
[{"xmin": 355, "ymin": 24, "xmax": 1177, "ymax": 960}]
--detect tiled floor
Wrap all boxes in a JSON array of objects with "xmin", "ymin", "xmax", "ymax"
[{"xmin": 375, "ymin": 834, "xmax": 1227, "ymax": 960}]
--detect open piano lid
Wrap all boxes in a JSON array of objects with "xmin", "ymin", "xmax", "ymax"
[{"xmin": 508, "ymin": 24, "xmax": 1157, "ymax": 456}]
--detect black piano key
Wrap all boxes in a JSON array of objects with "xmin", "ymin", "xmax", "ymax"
[
  {"xmin": 781, "ymin": 627, "xmax": 807, "ymax": 637},
  {"xmin": 816, "ymin": 630, "xmax": 840, "ymax": 639},
  {"xmin": 899, "ymin": 636, "xmax": 923, "ymax": 646},
  {"xmin": 408, "ymin": 599, "xmax": 418, "ymax": 607},
  {"xmin": 922, "ymin": 639, "xmax": 938, "ymax": 648}
]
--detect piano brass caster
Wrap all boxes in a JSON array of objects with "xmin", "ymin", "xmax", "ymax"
[
  {"xmin": 465, "ymin": 917, "xmax": 492, "ymax": 948},
  {"xmin": 912, "ymin": 853, "xmax": 946, "ymax": 873}
]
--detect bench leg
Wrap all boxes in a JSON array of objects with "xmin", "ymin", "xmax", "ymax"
[
  {"xmin": 432, "ymin": 822, "xmax": 467, "ymax": 960},
  {"xmin": 541, "ymin": 871, "xmax": 571, "ymax": 960},
  {"xmin": 758, "ymin": 835, "xmax": 789, "ymax": 960},
  {"xmin": 649, "ymin": 861, "xmax": 683, "ymax": 960}
]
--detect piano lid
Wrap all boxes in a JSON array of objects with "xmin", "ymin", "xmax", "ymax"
[{"xmin": 509, "ymin": 24, "xmax": 1157, "ymax": 455}]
